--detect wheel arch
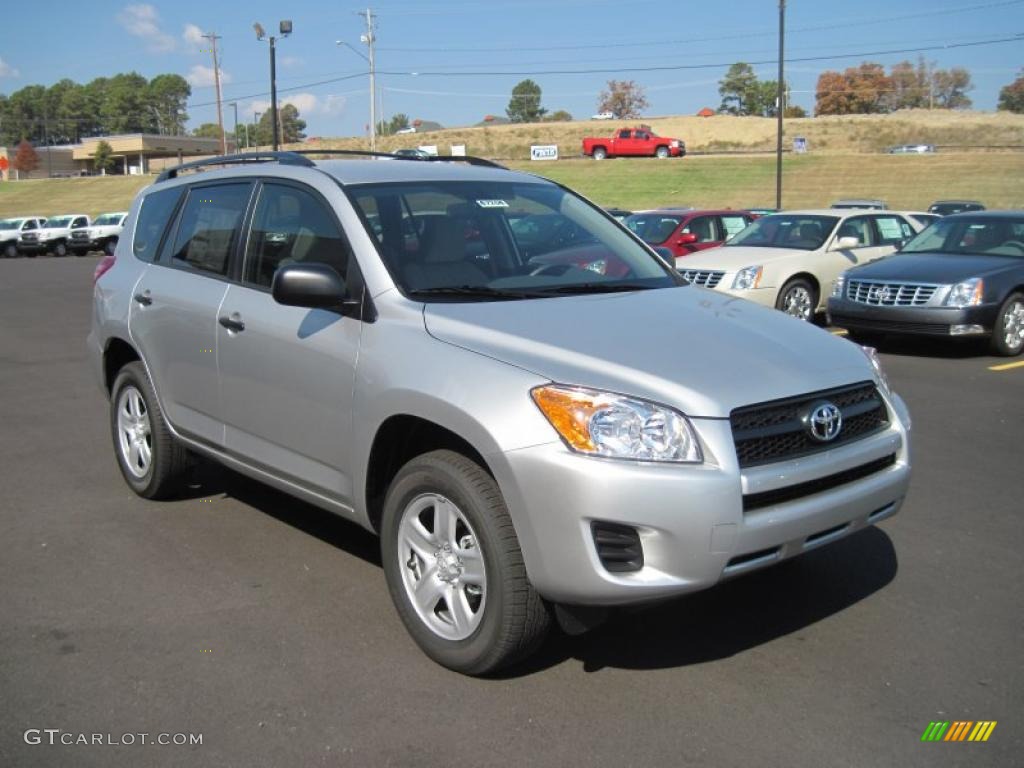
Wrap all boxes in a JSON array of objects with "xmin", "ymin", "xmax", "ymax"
[
  {"xmin": 780, "ymin": 271, "xmax": 823, "ymax": 308},
  {"xmin": 103, "ymin": 336, "xmax": 141, "ymax": 393}
]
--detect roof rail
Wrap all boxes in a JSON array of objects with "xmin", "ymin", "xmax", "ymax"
[
  {"xmin": 155, "ymin": 151, "xmax": 315, "ymax": 182},
  {"xmin": 287, "ymin": 148, "xmax": 507, "ymax": 170}
]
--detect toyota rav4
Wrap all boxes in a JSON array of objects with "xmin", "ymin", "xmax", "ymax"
[{"xmin": 89, "ymin": 151, "xmax": 912, "ymax": 675}]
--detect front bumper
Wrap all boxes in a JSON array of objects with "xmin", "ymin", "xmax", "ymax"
[
  {"xmin": 17, "ymin": 241, "xmax": 49, "ymax": 253},
  {"xmin": 828, "ymin": 298, "xmax": 999, "ymax": 337},
  {"xmin": 493, "ymin": 394, "xmax": 911, "ymax": 605}
]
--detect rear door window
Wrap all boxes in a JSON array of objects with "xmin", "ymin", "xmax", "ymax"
[
  {"xmin": 873, "ymin": 215, "xmax": 915, "ymax": 246},
  {"xmin": 836, "ymin": 216, "xmax": 875, "ymax": 247},
  {"xmin": 169, "ymin": 183, "xmax": 253, "ymax": 276},
  {"xmin": 132, "ymin": 187, "xmax": 184, "ymax": 263},
  {"xmin": 719, "ymin": 214, "xmax": 750, "ymax": 239}
]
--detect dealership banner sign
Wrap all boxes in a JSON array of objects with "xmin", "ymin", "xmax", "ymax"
[{"xmin": 530, "ymin": 145, "xmax": 558, "ymax": 161}]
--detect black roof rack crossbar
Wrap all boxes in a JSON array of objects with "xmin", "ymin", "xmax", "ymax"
[{"xmin": 156, "ymin": 151, "xmax": 315, "ymax": 182}]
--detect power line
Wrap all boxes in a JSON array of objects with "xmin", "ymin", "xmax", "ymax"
[{"xmin": 377, "ymin": 0, "xmax": 1024, "ymax": 52}]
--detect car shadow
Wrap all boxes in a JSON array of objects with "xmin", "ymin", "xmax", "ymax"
[
  {"xmin": 500, "ymin": 526, "xmax": 898, "ymax": 677},
  {"xmin": 870, "ymin": 334, "xmax": 991, "ymax": 360},
  {"xmin": 181, "ymin": 461, "xmax": 897, "ymax": 676}
]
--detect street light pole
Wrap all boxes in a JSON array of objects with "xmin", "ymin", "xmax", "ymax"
[
  {"xmin": 254, "ymin": 20, "xmax": 292, "ymax": 152},
  {"xmin": 359, "ymin": 8, "xmax": 377, "ymax": 151},
  {"xmin": 775, "ymin": 0, "xmax": 785, "ymax": 211}
]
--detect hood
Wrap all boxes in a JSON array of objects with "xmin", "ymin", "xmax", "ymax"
[
  {"xmin": 847, "ymin": 252, "xmax": 1022, "ymax": 283},
  {"xmin": 677, "ymin": 244, "xmax": 808, "ymax": 271},
  {"xmin": 423, "ymin": 286, "xmax": 874, "ymax": 418}
]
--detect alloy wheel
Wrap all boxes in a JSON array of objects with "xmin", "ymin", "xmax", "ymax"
[
  {"xmin": 1003, "ymin": 300, "xmax": 1024, "ymax": 352},
  {"xmin": 781, "ymin": 285, "xmax": 813, "ymax": 320},
  {"xmin": 397, "ymin": 493, "xmax": 486, "ymax": 641},
  {"xmin": 116, "ymin": 385, "xmax": 152, "ymax": 478}
]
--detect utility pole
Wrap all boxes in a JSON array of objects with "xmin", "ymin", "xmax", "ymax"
[
  {"xmin": 203, "ymin": 32, "xmax": 227, "ymax": 155},
  {"xmin": 359, "ymin": 8, "xmax": 377, "ymax": 151},
  {"xmin": 254, "ymin": 111, "xmax": 261, "ymax": 148},
  {"xmin": 775, "ymin": 0, "xmax": 785, "ymax": 211},
  {"xmin": 229, "ymin": 102, "xmax": 239, "ymax": 151}
]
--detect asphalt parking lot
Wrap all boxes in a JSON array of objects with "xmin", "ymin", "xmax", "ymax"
[{"xmin": 1, "ymin": 256, "xmax": 1021, "ymax": 768}]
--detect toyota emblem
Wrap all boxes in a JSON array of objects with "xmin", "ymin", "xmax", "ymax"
[{"xmin": 804, "ymin": 401, "xmax": 843, "ymax": 442}]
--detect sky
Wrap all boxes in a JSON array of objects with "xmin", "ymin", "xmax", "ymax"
[{"xmin": 0, "ymin": 0, "xmax": 1022, "ymax": 138}]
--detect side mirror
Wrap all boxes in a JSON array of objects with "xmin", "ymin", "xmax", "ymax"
[
  {"xmin": 833, "ymin": 236, "xmax": 860, "ymax": 250},
  {"xmin": 272, "ymin": 263, "xmax": 352, "ymax": 310},
  {"xmin": 677, "ymin": 232, "xmax": 699, "ymax": 245}
]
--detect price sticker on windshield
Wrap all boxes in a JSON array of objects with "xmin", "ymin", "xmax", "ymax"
[{"xmin": 476, "ymin": 200, "xmax": 509, "ymax": 209}]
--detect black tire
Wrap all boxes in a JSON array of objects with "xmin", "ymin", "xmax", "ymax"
[
  {"xmin": 846, "ymin": 330, "xmax": 884, "ymax": 348},
  {"xmin": 3, "ymin": 243, "xmax": 16, "ymax": 259},
  {"xmin": 52, "ymin": 241, "xmax": 68, "ymax": 257},
  {"xmin": 109, "ymin": 361, "xmax": 192, "ymax": 499},
  {"xmin": 655, "ymin": 145, "xmax": 669, "ymax": 159},
  {"xmin": 989, "ymin": 292, "xmax": 1024, "ymax": 356},
  {"xmin": 104, "ymin": 238, "xmax": 117, "ymax": 256},
  {"xmin": 381, "ymin": 450, "xmax": 550, "ymax": 675},
  {"xmin": 775, "ymin": 277, "xmax": 818, "ymax": 322},
  {"xmin": 592, "ymin": 147, "xmax": 607, "ymax": 160}
]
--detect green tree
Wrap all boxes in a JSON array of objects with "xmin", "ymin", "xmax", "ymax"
[
  {"xmin": 192, "ymin": 122, "xmax": 224, "ymax": 139},
  {"xmin": 147, "ymin": 74, "xmax": 191, "ymax": 134},
  {"xmin": 101, "ymin": 72, "xmax": 149, "ymax": 134},
  {"xmin": 597, "ymin": 80, "xmax": 648, "ymax": 119},
  {"xmin": 506, "ymin": 79, "xmax": 546, "ymax": 123},
  {"xmin": 546, "ymin": 109, "xmax": 573, "ymax": 122},
  {"xmin": 377, "ymin": 112, "xmax": 410, "ymax": 136},
  {"xmin": 92, "ymin": 140, "xmax": 115, "ymax": 174},
  {"xmin": 931, "ymin": 67, "xmax": 972, "ymax": 109},
  {"xmin": 718, "ymin": 63, "xmax": 760, "ymax": 115},
  {"xmin": 253, "ymin": 104, "xmax": 306, "ymax": 145},
  {"xmin": 998, "ymin": 70, "xmax": 1024, "ymax": 113}
]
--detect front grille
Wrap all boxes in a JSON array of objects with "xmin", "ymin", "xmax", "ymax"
[
  {"xmin": 70, "ymin": 231, "xmax": 90, "ymax": 242},
  {"xmin": 831, "ymin": 316, "xmax": 951, "ymax": 336},
  {"xmin": 681, "ymin": 269, "xmax": 725, "ymax": 288},
  {"xmin": 731, "ymin": 382, "xmax": 889, "ymax": 468},
  {"xmin": 742, "ymin": 454, "xmax": 897, "ymax": 511},
  {"xmin": 21, "ymin": 233, "xmax": 38, "ymax": 243},
  {"xmin": 591, "ymin": 522, "xmax": 644, "ymax": 573},
  {"xmin": 846, "ymin": 280, "xmax": 939, "ymax": 307}
]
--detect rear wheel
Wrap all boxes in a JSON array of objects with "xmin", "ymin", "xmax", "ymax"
[
  {"xmin": 52, "ymin": 241, "xmax": 68, "ymax": 257},
  {"xmin": 381, "ymin": 450, "xmax": 550, "ymax": 675},
  {"xmin": 3, "ymin": 243, "xmax": 16, "ymax": 258},
  {"xmin": 592, "ymin": 147, "xmax": 607, "ymax": 160},
  {"xmin": 110, "ymin": 361, "xmax": 192, "ymax": 499},
  {"xmin": 776, "ymin": 278, "xmax": 817, "ymax": 322},
  {"xmin": 990, "ymin": 292, "xmax": 1024, "ymax": 356},
  {"xmin": 655, "ymin": 146, "xmax": 669, "ymax": 159}
]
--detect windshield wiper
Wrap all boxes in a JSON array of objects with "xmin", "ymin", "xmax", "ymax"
[
  {"xmin": 536, "ymin": 282, "xmax": 657, "ymax": 295},
  {"xmin": 407, "ymin": 285, "xmax": 552, "ymax": 300}
]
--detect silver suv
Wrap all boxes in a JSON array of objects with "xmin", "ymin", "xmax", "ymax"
[{"xmin": 89, "ymin": 151, "xmax": 912, "ymax": 674}]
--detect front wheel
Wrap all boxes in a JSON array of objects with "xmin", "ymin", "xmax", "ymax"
[
  {"xmin": 655, "ymin": 146, "xmax": 669, "ymax": 159},
  {"xmin": 52, "ymin": 241, "xmax": 68, "ymax": 257},
  {"xmin": 990, "ymin": 292, "xmax": 1024, "ymax": 356},
  {"xmin": 3, "ymin": 243, "xmax": 16, "ymax": 258},
  {"xmin": 776, "ymin": 278, "xmax": 818, "ymax": 322},
  {"xmin": 381, "ymin": 450, "xmax": 550, "ymax": 675}
]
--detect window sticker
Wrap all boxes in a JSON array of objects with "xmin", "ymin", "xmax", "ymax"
[
  {"xmin": 476, "ymin": 199, "xmax": 509, "ymax": 209},
  {"xmin": 876, "ymin": 218, "xmax": 903, "ymax": 240}
]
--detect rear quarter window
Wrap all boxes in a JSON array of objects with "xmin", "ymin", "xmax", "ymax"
[{"xmin": 132, "ymin": 187, "xmax": 184, "ymax": 263}]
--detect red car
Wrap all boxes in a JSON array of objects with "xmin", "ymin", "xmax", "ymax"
[
  {"xmin": 624, "ymin": 209, "xmax": 754, "ymax": 259},
  {"xmin": 582, "ymin": 126, "xmax": 686, "ymax": 160}
]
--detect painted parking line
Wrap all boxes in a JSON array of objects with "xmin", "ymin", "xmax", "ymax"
[{"xmin": 988, "ymin": 360, "xmax": 1024, "ymax": 372}]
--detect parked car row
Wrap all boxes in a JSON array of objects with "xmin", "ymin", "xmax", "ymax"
[{"xmin": 0, "ymin": 212, "xmax": 128, "ymax": 257}]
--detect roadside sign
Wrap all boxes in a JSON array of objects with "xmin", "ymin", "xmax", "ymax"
[{"xmin": 530, "ymin": 145, "xmax": 558, "ymax": 161}]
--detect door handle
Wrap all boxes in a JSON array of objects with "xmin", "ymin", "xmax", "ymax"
[
  {"xmin": 218, "ymin": 315, "xmax": 245, "ymax": 333},
  {"xmin": 133, "ymin": 292, "xmax": 152, "ymax": 306}
]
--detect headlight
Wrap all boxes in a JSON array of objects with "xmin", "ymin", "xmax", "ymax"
[
  {"xmin": 831, "ymin": 272, "xmax": 847, "ymax": 298},
  {"xmin": 671, "ymin": 140, "xmax": 681, "ymax": 148},
  {"xmin": 732, "ymin": 265, "xmax": 763, "ymax": 290},
  {"xmin": 531, "ymin": 385, "xmax": 703, "ymax": 463},
  {"xmin": 859, "ymin": 345, "xmax": 890, "ymax": 395},
  {"xmin": 944, "ymin": 277, "xmax": 983, "ymax": 307}
]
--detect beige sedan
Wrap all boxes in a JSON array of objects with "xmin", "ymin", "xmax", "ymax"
[{"xmin": 676, "ymin": 209, "xmax": 921, "ymax": 321}]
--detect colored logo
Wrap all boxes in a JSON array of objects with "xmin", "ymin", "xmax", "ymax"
[
  {"xmin": 804, "ymin": 401, "xmax": 843, "ymax": 442},
  {"xmin": 921, "ymin": 721, "xmax": 997, "ymax": 742}
]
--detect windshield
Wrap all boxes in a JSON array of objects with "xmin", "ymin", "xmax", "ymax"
[
  {"xmin": 900, "ymin": 216, "xmax": 1024, "ymax": 258},
  {"xmin": 725, "ymin": 214, "xmax": 838, "ymax": 251},
  {"xmin": 94, "ymin": 213, "xmax": 125, "ymax": 226},
  {"xmin": 0, "ymin": 218, "xmax": 25, "ymax": 229},
  {"xmin": 43, "ymin": 217, "xmax": 73, "ymax": 228},
  {"xmin": 623, "ymin": 213, "xmax": 681, "ymax": 245},
  {"xmin": 347, "ymin": 181, "xmax": 681, "ymax": 300}
]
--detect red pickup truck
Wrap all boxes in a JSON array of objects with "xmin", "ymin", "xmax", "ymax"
[{"xmin": 582, "ymin": 125, "xmax": 686, "ymax": 160}]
